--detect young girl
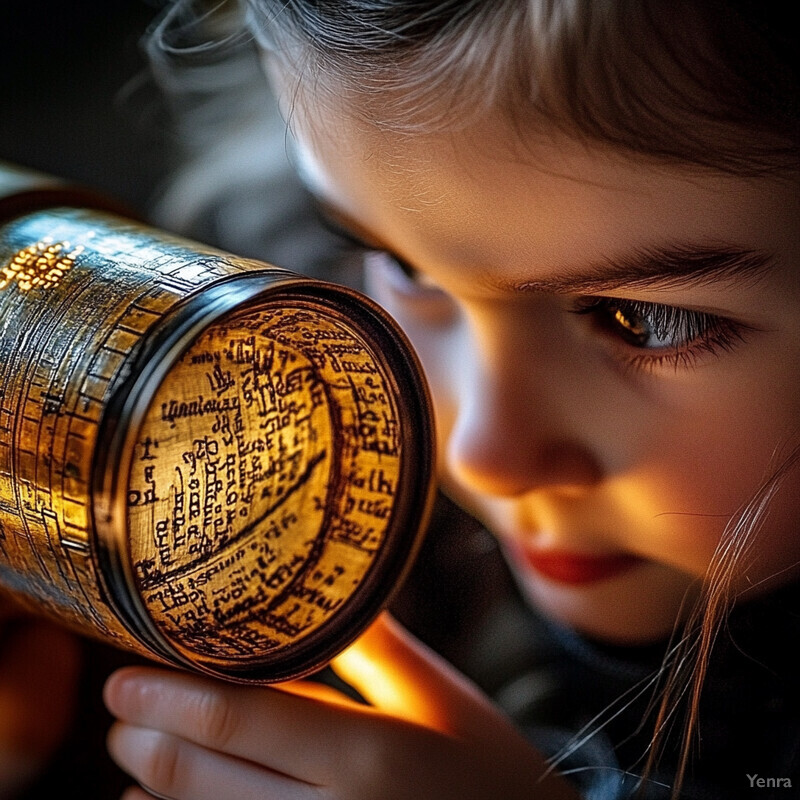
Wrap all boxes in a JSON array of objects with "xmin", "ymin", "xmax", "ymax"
[{"xmin": 100, "ymin": 1, "xmax": 799, "ymax": 798}]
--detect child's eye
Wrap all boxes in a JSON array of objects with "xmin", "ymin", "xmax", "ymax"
[
  {"xmin": 314, "ymin": 208, "xmax": 447, "ymax": 298},
  {"xmin": 572, "ymin": 297, "xmax": 749, "ymax": 370},
  {"xmin": 362, "ymin": 250, "xmax": 458, "ymax": 325},
  {"xmin": 363, "ymin": 250, "xmax": 447, "ymax": 296}
]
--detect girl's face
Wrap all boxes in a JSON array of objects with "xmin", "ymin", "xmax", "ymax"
[{"xmin": 279, "ymin": 82, "xmax": 800, "ymax": 643}]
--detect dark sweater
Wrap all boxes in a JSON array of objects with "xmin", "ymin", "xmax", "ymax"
[
  {"xmin": 518, "ymin": 581, "xmax": 800, "ymax": 798},
  {"xmin": 393, "ymin": 496, "xmax": 800, "ymax": 799}
]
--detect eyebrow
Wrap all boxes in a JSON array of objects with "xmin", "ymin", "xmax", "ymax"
[
  {"xmin": 506, "ymin": 245, "xmax": 774, "ymax": 295},
  {"xmin": 315, "ymin": 201, "xmax": 774, "ymax": 295}
]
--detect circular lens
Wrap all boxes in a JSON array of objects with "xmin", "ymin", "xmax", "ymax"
[{"xmin": 124, "ymin": 294, "xmax": 428, "ymax": 679}]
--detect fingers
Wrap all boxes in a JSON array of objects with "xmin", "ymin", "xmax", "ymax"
[
  {"xmin": 104, "ymin": 667, "xmax": 365, "ymax": 786},
  {"xmin": 104, "ymin": 624, "xmax": 580, "ymax": 800},
  {"xmin": 331, "ymin": 613, "xmax": 497, "ymax": 734},
  {"xmin": 107, "ymin": 723, "xmax": 317, "ymax": 800}
]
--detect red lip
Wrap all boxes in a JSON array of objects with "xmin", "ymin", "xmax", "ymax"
[{"xmin": 514, "ymin": 546, "xmax": 643, "ymax": 585}]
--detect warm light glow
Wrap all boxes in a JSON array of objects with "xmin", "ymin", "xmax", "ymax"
[
  {"xmin": 334, "ymin": 642, "xmax": 410, "ymax": 711},
  {"xmin": 129, "ymin": 302, "xmax": 404, "ymax": 664},
  {"xmin": 0, "ymin": 238, "xmax": 83, "ymax": 292},
  {"xmin": 333, "ymin": 619, "xmax": 451, "ymax": 731}
]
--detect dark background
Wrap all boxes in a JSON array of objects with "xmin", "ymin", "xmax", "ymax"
[
  {"xmin": 0, "ymin": 2, "xmax": 518, "ymax": 797},
  {"xmin": 0, "ymin": 0, "xmax": 173, "ymax": 213},
  {"xmin": 1, "ymin": 5, "xmax": 179, "ymax": 796}
]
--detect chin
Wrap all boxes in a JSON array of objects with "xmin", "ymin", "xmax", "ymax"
[{"xmin": 514, "ymin": 562, "xmax": 700, "ymax": 646}]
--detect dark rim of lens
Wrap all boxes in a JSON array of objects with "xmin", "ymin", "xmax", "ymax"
[{"xmin": 92, "ymin": 270, "xmax": 435, "ymax": 683}]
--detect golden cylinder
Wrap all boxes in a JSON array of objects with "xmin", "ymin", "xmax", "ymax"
[{"xmin": 0, "ymin": 164, "xmax": 434, "ymax": 682}]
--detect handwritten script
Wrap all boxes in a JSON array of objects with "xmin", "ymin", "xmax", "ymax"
[{"xmin": 128, "ymin": 303, "xmax": 402, "ymax": 661}]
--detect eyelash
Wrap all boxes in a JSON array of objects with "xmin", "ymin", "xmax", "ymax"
[
  {"xmin": 363, "ymin": 249, "xmax": 448, "ymax": 298},
  {"xmin": 360, "ymin": 244, "xmax": 749, "ymax": 374},
  {"xmin": 571, "ymin": 297, "xmax": 748, "ymax": 372}
]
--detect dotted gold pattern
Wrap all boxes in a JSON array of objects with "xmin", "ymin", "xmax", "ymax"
[
  {"xmin": 0, "ymin": 208, "xmax": 425, "ymax": 682},
  {"xmin": 0, "ymin": 238, "xmax": 84, "ymax": 292}
]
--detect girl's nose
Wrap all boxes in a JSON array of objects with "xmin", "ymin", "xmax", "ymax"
[{"xmin": 444, "ymin": 314, "xmax": 603, "ymax": 499}]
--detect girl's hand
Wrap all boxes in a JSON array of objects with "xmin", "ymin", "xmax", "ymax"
[
  {"xmin": 104, "ymin": 613, "xmax": 578, "ymax": 800},
  {"xmin": 0, "ymin": 607, "xmax": 81, "ymax": 800}
]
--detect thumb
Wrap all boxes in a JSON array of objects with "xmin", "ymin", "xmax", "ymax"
[{"xmin": 331, "ymin": 613, "xmax": 498, "ymax": 734}]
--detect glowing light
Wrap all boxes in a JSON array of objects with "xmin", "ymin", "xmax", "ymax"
[
  {"xmin": 0, "ymin": 238, "xmax": 83, "ymax": 292},
  {"xmin": 333, "ymin": 617, "xmax": 451, "ymax": 731}
]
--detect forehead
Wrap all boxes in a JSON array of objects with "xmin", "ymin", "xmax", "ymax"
[{"xmin": 291, "ymin": 101, "xmax": 799, "ymax": 287}]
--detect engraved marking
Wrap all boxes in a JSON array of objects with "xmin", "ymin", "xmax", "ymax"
[
  {"xmin": 128, "ymin": 304, "xmax": 404, "ymax": 662},
  {"xmin": 137, "ymin": 449, "xmax": 327, "ymax": 590},
  {"xmin": 0, "ymin": 239, "xmax": 83, "ymax": 292}
]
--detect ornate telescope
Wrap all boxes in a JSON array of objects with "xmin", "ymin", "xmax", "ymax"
[{"xmin": 0, "ymin": 162, "xmax": 434, "ymax": 683}]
